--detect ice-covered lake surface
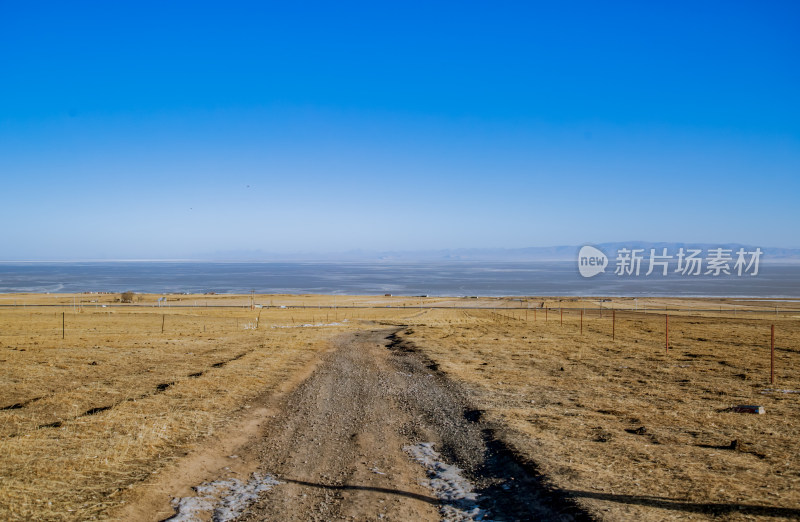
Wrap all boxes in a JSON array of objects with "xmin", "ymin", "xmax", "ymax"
[{"xmin": 0, "ymin": 261, "xmax": 799, "ymax": 297}]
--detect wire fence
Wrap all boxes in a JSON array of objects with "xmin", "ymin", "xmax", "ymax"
[{"xmin": 2, "ymin": 303, "xmax": 796, "ymax": 385}]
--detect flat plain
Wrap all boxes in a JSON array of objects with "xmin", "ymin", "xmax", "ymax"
[{"xmin": 0, "ymin": 293, "xmax": 798, "ymax": 520}]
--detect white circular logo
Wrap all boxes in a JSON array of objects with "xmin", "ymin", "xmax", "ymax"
[{"xmin": 578, "ymin": 245, "xmax": 608, "ymax": 278}]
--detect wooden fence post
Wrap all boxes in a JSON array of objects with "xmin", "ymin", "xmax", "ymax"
[{"xmin": 771, "ymin": 324, "xmax": 775, "ymax": 384}]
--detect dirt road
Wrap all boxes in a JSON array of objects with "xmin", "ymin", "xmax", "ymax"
[{"xmin": 165, "ymin": 328, "xmax": 587, "ymax": 521}]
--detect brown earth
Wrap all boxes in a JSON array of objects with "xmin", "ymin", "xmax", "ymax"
[
  {"xmin": 239, "ymin": 328, "xmax": 445, "ymax": 521},
  {"xmin": 148, "ymin": 328, "xmax": 584, "ymax": 521},
  {"xmin": 2, "ymin": 294, "xmax": 798, "ymax": 521}
]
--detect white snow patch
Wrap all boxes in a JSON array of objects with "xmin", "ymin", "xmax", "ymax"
[
  {"xmin": 761, "ymin": 388, "xmax": 799, "ymax": 394},
  {"xmin": 405, "ymin": 442, "xmax": 490, "ymax": 521},
  {"xmin": 167, "ymin": 472, "xmax": 282, "ymax": 522},
  {"xmin": 169, "ymin": 495, "xmax": 215, "ymax": 522}
]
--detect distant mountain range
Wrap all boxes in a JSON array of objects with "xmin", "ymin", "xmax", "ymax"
[{"xmin": 202, "ymin": 242, "xmax": 800, "ymax": 263}]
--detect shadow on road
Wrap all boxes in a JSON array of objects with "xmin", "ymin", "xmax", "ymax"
[
  {"xmin": 564, "ymin": 489, "xmax": 800, "ymax": 518},
  {"xmin": 278, "ymin": 477, "xmax": 439, "ymax": 505}
]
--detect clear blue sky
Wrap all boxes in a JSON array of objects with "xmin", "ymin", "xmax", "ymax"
[{"xmin": 1, "ymin": 1, "xmax": 798, "ymax": 259}]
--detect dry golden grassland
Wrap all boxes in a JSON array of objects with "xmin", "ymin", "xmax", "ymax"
[
  {"xmin": 0, "ymin": 293, "xmax": 421, "ymax": 521},
  {"xmin": 1, "ymin": 293, "xmax": 798, "ymax": 521},
  {"xmin": 400, "ymin": 297, "xmax": 800, "ymax": 520}
]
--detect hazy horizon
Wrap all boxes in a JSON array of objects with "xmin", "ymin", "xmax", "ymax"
[{"xmin": 2, "ymin": 241, "xmax": 800, "ymax": 263}]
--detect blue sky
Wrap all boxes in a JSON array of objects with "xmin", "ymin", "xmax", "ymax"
[{"xmin": 1, "ymin": 1, "xmax": 798, "ymax": 259}]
